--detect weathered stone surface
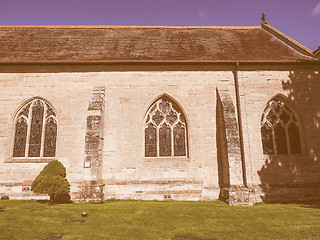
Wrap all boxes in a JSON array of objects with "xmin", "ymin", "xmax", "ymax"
[
  {"xmin": 76, "ymin": 181, "xmax": 104, "ymax": 203},
  {"xmin": 220, "ymin": 187, "xmax": 257, "ymax": 206},
  {"xmin": 0, "ymin": 66, "xmax": 319, "ymax": 204}
]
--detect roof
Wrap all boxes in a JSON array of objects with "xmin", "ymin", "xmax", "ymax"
[
  {"xmin": 314, "ymin": 47, "xmax": 320, "ymax": 58},
  {"xmin": 0, "ymin": 25, "xmax": 318, "ymax": 63}
]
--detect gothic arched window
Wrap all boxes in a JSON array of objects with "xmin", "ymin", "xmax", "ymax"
[
  {"xmin": 144, "ymin": 96, "xmax": 188, "ymax": 157},
  {"xmin": 261, "ymin": 97, "xmax": 302, "ymax": 155},
  {"xmin": 13, "ymin": 98, "xmax": 57, "ymax": 158}
]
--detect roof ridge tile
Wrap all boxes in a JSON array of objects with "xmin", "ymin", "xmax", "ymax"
[{"xmin": 0, "ymin": 25, "xmax": 261, "ymax": 29}]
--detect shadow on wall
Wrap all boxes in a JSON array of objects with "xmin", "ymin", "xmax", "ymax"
[
  {"xmin": 216, "ymin": 89, "xmax": 230, "ymax": 191},
  {"xmin": 258, "ymin": 69, "xmax": 320, "ymax": 203}
]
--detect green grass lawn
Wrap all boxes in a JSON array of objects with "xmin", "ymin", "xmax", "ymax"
[{"xmin": 0, "ymin": 200, "xmax": 320, "ymax": 240}]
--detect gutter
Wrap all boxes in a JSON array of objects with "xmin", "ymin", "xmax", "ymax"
[{"xmin": 0, "ymin": 60, "xmax": 319, "ymax": 65}]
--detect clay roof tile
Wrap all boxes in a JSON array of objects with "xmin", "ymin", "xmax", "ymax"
[{"xmin": 0, "ymin": 25, "xmax": 318, "ymax": 63}]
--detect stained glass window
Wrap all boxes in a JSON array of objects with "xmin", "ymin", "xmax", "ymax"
[
  {"xmin": 144, "ymin": 96, "xmax": 187, "ymax": 157},
  {"xmin": 43, "ymin": 117, "xmax": 57, "ymax": 157},
  {"xmin": 13, "ymin": 98, "xmax": 57, "ymax": 158},
  {"xmin": 261, "ymin": 98, "xmax": 302, "ymax": 154},
  {"xmin": 261, "ymin": 124, "xmax": 273, "ymax": 154},
  {"xmin": 174, "ymin": 123, "xmax": 186, "ymax": 156},
  {"xmin": 28, "ymin": 100, "xmax": 44, "ymax": 157},
  {"xmin": 159, "ymin": 123, "xmax": 171, "ymax": 156},
  {"xmin": 13, "ymin": 118, "xmax": 28, "ymax": 157},
  {"xmin": 145, "ymin": 123, "xmax": 157, "ymax": 157}
]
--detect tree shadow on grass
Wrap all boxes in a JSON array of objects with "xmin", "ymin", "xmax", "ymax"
[
  {"xmin": 297, "ymin": 200, "xmax": 320, "ymax": 209},
  {"xmin": 35, "ymin": 199, "xmax": 72, "ymax": 205},
  {"xmin": 173, "ymin": 237, "xmax": 215, "ymax": 240},
  {"xmin": 272, "ymin": 200, "xmax": 320, "ymax": 209}
]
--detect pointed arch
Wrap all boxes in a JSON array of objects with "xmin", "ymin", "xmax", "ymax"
[
  {"xmin": 144, "ymin": 94, "xmax": 188, "ymax": 157},
  {"xmin": 12, "ymin": 97, "xmax": 58, "ymax": 158},
  {"xmin": 260, "ymin": 95, "xmax": 303, "ymax": 155}
]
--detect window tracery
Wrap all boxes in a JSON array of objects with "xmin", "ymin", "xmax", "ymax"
[
  {"xmin": 13, "ymin": 98, "xmax": 57, "ymax": 158},
  {"xmin": 145, "ymin": 97, "xmax": 187, "ymax": 157},
  {"xmin": 261, "ymin": 98, "xmax": 302, "ymax": 154}
]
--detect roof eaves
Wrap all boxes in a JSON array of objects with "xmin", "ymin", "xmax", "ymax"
[
  {"xmin": 313, "ymin": 47, "xmax": 320, "ymax": 58},
  {"xmin": 0, "ymin": 60, "xmax": 319, "ymax": 65},
  {"xmin": 261, "ymin": 22, "xmax": 314, "ymax": 57}
]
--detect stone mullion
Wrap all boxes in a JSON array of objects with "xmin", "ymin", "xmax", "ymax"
[
  {"xmin": 168, "ymin": 103, "xmax": 174, "ymax": 157},
  {"xmin": 170, "ymin": 123, "xmax": 174, "ymax": 157},
  {"xmin": 298, "ymin": 125, "xmax": 304, "ymax": 154},
  {"xmin": 156, "ymin": 124, "xmax": 160, "ymax": 157},
  {"xmin": 25, "ymin": 101, "xmax": 34, "ymax": 157},
  {"xmin": 285, "ymin": 124, "xmax": 291, "ymax": 154},
  {"xmin": 184, "ymin": 123, "xmax": 188, "ymax": 157},
  {"xmin": 155, "ymin": 102, "xmax": 160, "ymax": 157},
  {"xmin": 39, "ymin": 102, "xmax": 47, "ymax": 158},
  {"xmin": 271, "ymin": 125, "xmax": 277, "ymax": 154}
]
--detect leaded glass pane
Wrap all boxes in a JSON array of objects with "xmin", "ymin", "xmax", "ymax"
[
  {"xmin": 28, "ymin": 101, "xmax": 44, "ymax": 157},
  {"xmin": 279, "ymin": 110, "xmax": 290, "ymax": 124},
  {"xmin": 159, "ymin": 100, "xmax": 170, "ymax": 114},
  {"xmin": 166, "ymin": 110, "xmax": 178, "ymax": 126},
  {"xmin": 13, "ymin": 118, "xmax": 28, "ymax": 157},
  {"xmin": 152, "ymin": 110, "xmax": 164, "ymax": 125},
  {"xmin": 271, "ymin": 100, "xmax": 282, "ymax": 113},
  {"xmin": 43, "ymin": 118, "xmax": 57, "ymax": 157},
  {"xmin": 261, "ymin": 123, "xmax": 274, "ymax": 154},
  {"xmin": 275, "ymin": 123, "xmax": 288, "ymax": 154},
  {"xmin": 46, "ymin": 103, "xmax": 56, "ymax": 117},
  {"xmin": 174, "ymin": 123, "xmax": 186, "ymax": 156},
  {"xmin": 18, "ymin": 104, "xmax": 30, "ymax": 118},
  {"xmin": 288, "ymin": 123, "xmax": 301, "ymax": 154},
  {"xmin": 266, "ymin": 110, "xmax": 277, "ymax": 124},
  {"xmin": 159, "ymin": 123, "xmax": 171, "ymax": 156},
  {"xmin": 145, "ymin": 123, "xmax": 157, "ymax": 157}
]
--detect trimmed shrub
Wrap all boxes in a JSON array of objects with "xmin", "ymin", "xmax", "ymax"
[{"xmin": 31, "ymin": 160, "xmax": 70, "ymax": 202}]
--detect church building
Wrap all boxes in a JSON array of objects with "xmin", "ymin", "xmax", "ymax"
[{"xmin": 0, "ymin": 17, "xmax": 319, "ymax": 205}]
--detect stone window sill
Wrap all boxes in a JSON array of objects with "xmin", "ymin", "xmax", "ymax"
[
  {"xmin": 144, "ymin": 156, "xmax": 190, "ymax": 161},
  {"xmin": 263, "ymin": 154, "xmax": 306, "ymax": 157},
  {"xmin": 5, "ymin": 158, "xmax": 56, "ymax": 163},
  {"xmin": 262, "ymin": 154, "xmax": 307, "ymax": 161}
]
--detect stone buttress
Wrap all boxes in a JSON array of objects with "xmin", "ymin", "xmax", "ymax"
[
  {"xmin": 216, "ymin": 89, "xmax": 257, "ymax": 206},
  {"xmin": 77, "ymin": 87, "xmax": 105, "ymax": 202}
]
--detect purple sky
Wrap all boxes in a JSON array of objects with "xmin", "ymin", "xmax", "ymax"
[{"xmin": 1, "ymin": 0, "xmax": 319, "ymax": 51}]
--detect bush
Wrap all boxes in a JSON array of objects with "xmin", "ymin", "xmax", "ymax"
[{"xmin": 31, "ymin": 160, "xmax": 71, "ymax": 202}]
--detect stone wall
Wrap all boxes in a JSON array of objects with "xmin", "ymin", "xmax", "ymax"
[
  {"xmin": 239, "ymin": 68, "xmax": 320, "ymax": 201},
  {"xmin": 0, "ymin": 68, "xmax": 235, "ymax": 201},
  {"xmin": 0, "ymin": 65, "xmax": 319, "ymax": 203}
]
